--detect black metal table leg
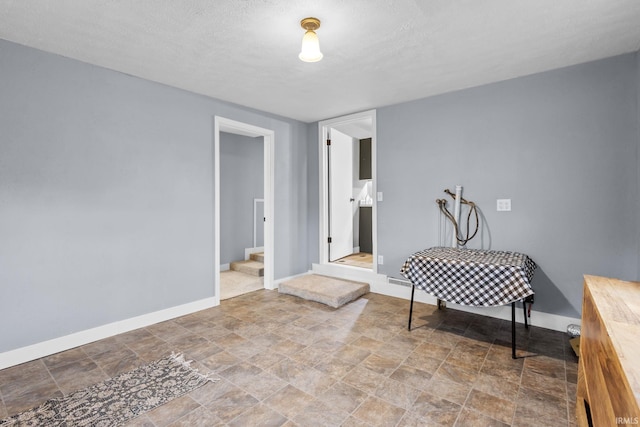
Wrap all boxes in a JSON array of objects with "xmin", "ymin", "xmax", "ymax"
[
  {"xmin": 523, "ymin": 299, "xmax": 528, "ymax": 329},
  {"xmin": 511, "ymin": 302, "xmax": 516, "ymax": 359},
  {"xmin": 408, "ymin": 285, "xmax": 415, "ymax": 331}
]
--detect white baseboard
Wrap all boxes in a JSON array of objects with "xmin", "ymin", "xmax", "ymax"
[
  {"xmin": 377, "ymin": 277, "xmax": 580, "ymax": 332},
  {"xmin": 450, "ymin": 303, "xmax": 580, "ymax": 332},
  {"xmin": 311, "ymin": 263, "xmax": 385, "ymax": 284},
  {"xmin": 311, "ymin": 268, "xmax": 580, "ymax": 333},
  {"xmin": 2, "ymin": 273, "xmax": 578, "ymax": 370},
  {"xmin": 274, "ymin": 271, "xmax": 311, "ymax": 288},
  {"xmin": 0, "ymin": 297, "xmax": 217, "ymax": 370},
  {"xmin": 220, "ymin": 263, "xmax": 230, "ymax": 272}
]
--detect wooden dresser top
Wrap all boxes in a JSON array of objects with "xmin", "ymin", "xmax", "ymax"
[{"xmin": 584, "ymin": 275, "xmax": 640, "ymax": 403}]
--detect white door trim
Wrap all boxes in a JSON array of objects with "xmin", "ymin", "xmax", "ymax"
[
  {"xmin": 318, "ymin": 110, "xmax": 377, "ymax": 273},
  {"xmin": 214, "ymin": 117, "xmax": 275, "ymax": 306}
]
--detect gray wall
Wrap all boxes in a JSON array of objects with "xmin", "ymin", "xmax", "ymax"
[
  {"xmin": 2, "ymin": 36, "xmax": 637, "ymax": 354},
  {"xmin": 376, "ymin": 53, "xmax": 639, "ymax": 318},
  {"xmin": 220, "ymin": 132, "xmax": 263, "ymax": 265},
  {"xmin": 0, "ymin": 40, "xmax": 310, "ymax": 353}
]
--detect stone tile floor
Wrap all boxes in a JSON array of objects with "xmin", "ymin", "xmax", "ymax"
[{"xmin": 0, "ymin": 289, "xmax": 578, "ymax": 426}]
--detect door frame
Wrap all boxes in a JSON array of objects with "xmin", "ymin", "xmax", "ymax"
[
  {"xmin": 318, "ymin": 109, "xmax": 377, "ymax": 273},
  {"xmin": 214, "ymin": 116, "xmax": 275, "ymax": 305}
]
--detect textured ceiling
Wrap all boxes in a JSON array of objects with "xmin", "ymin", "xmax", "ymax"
[{"xmin": 1, "ymin": 1, "xmax": 640, "ymax": 123}]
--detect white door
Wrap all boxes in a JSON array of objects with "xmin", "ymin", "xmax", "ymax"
[{"xmin": 329, "ymin": 129, "xmax": 354, "ymax": 261}]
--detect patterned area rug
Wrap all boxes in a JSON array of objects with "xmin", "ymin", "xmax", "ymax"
[{"xmin": 0, "ymin": 353, "xmax": 214, "ymax": 426}]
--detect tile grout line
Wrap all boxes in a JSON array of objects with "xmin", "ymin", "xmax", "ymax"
[
  {"xmin": 0, "ymin": 290, "xmax": 576, "ymax": 426},
  {"xmin": 455, "ymin": 336, "xmax": 495, "ymax": 427}
]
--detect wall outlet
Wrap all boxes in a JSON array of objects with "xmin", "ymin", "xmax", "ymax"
[
  {"xmin": 378, "ymin": 255, "xmax": 384, "ymax": 265},
  {"xmin": 497, "ymin": 199, "xmax": 511, "ymax": 211},
  {"xmin": 377, "ymin": 192, "xmax": 383, "ymax": 202}
]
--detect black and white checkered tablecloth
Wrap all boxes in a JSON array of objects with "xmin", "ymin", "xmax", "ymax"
[{"xmin": 400, "ymin": 247, "xmax": 536, "ymax": 307}]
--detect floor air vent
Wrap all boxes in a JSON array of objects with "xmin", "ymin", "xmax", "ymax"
[{"xmin": 388, "ymin": 277, "xmax": 412, "ymax": 287}]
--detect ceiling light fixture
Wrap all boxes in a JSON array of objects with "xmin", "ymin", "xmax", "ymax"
[{"xmin": 299, "ymin": 17, "xmax": 323, "ymax": 62}]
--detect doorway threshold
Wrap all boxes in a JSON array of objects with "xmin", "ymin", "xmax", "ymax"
[
  {"xmin": 311, "ymin": 262, "xmax": 378, "ymax": 284},
  {"xmin": 331, "ymin": 252, "xmax": 373, "ymax": 270}
]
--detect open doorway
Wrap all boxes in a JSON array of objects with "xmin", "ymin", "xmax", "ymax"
[
  {"xmin": 219, "ymin": 132, "xmax": 265, "ymax": 300},
  {"xmin": 319, "ymin": 110, "xmax": 377, "ymax": 275},
  {"xmin": 214, "ymin": 117, "xmax": 274, "ymax": 306}
]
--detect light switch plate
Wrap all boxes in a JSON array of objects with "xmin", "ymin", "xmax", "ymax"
[
  {"xmin": 497, "ymin": 199, "xmax": 511, "ymax": 211},
  {"xmin": 377, "ymin": 192, "xmax": 383, "ymax": 202}
]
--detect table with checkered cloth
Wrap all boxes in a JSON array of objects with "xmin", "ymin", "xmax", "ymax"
[{"xmin": 400, "ymin": 247, "xmax": 536, "ymax": 306}]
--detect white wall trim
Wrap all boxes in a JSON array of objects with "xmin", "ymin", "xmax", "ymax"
[
  {"xmin": 311, "ymin": 262, "xmax": 385, "ymax": 285},
  {"xmin": 303, "ymin": 267, "xmax": 578, "ymax": 333},
  {"xmin": 318, "ymin": 110, "xmax": 377, "ymax": 273},
  {"xmin": 375, "ymin": 277, "xmax": 579, "ymax": 332},
  {"xmin": 220, "ymin": 263, "xmax": 230, "ymax": 272},
  {"xmin": 0, "ymin": 297, "xmax": 216, "ymax": 370},
  {"xmin": 215, "ymin": 116, "xmax": 275, "ymax": 300},
  {"xmin": 274, "ymin": 271, "xmax": 312, "ymax": 287},
  {"xmin": 5, "ymin": 273, "xmax": 577, "ymax": 370}
]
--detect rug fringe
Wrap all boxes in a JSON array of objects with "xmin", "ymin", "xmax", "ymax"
[{"xmin": 169, "ymin": 352, "xmax": 218, "ymax": 383}]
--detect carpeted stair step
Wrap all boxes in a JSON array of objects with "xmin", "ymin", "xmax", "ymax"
[
  {"xmin": 250, "ymin": 252, "xmax": 264, "ymax": 262},
  {"xmin": 278, "ymin": 274, "xmax": 369, "ymax": 308},
  {"xmin": 230, "ymin": 259, "xmax": 264, "ymax": 277}
]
